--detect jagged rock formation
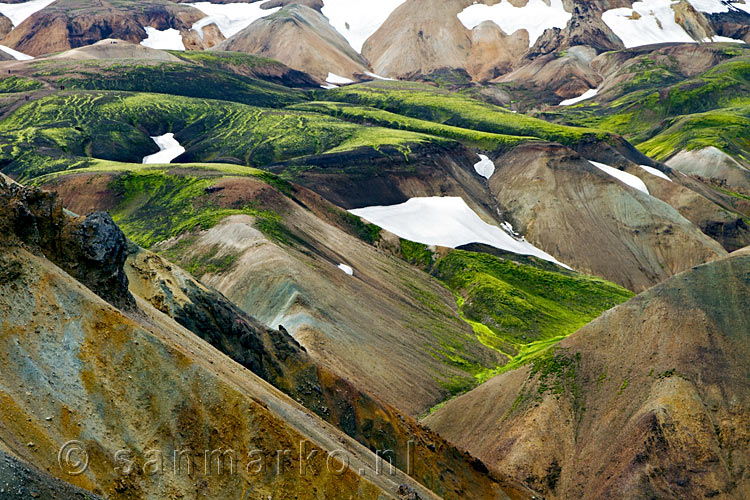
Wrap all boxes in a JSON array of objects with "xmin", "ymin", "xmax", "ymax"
[{"xmin": 426, "ymin": 247, "xmax": 750, "ymax": 499}]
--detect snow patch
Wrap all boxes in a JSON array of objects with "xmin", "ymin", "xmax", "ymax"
[
  {"xmin": 140, "ymin": 27, "xmax": 185, "ymax": 51},
  {"xmin": 0, "ymin": 45, "xmax": 33, "ymax": 60},
  {"xmin": 321, "ymin": 0, "xmax": 407, "ymax": 53},
  {"xmin": 602, "ymin": 0, "xmax": 695, "ymax": 48},
  {"xmin": 326, "ymin": 72, "xmax": 354, "ymax": 85},
  {"xmin": 143, "ymin": 133, "xmax": 186, "ymax": 164},
  {"xmin": 559, "ymin": 88, "xmax": 598, "ymax": 106},
  {"xmin": 639, "ymin": 164, "xmax": 672, "ymax": 182},
  {"xmin": 589, "ymin": 161, "xmax": 650, "ymax": 194},
  {"xmin": 365, "ymin": 71, "xmax": 395, "ymax": 81},
  {"xmin": 186, "ymin": 2, "xmax": 280, "ymax": 39},
  {"xmin": 350, "ymin": 197, "xmax": 568, "ymax": 267},
  {"xmin": 457, "ymin": 0, "xmax": 572, "ymax": 48},
  {"xmin": 0, "ymin": 0, "xmax": 56, "ymax": 27},
  {"xmin": 337, "ymin": 264, "xmax": 354, "ymax": 276},
  {"xmin": 473, "ymin": 154, "xmax": 495, "ymax": 179}
]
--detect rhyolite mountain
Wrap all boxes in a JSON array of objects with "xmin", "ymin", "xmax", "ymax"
[{"xmin": 0, "ymin": 1, "xmax": 749, "ymax": 500}]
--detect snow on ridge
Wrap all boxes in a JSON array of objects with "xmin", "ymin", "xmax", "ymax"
[
  {"xmin": 457, "ymin": 0, "xmax": 572, "ymax": 48},
  {"xmin": 0, "ymin": 0, "xmax": 55, "ymax": 27},
  {"xmin": 337, "ymin": 263, "xmax": 354, "ymax": 276},
  {"xmin": 473, "ymin": 154, "xmax": 495, "ymax": 179},
  {"xmin": 321, "ymin": 0, "xmax": 407, "ymax": 53},
  {"xmin": 0, "ymin": 45, "xmax": 33, "ymax": 61},
  {"xmin": 559, "ymin": 88, "xmax": 599, "ymax": 106},
  {"xmin": 639, "ymin": 164, "xmax": 672, "ymax": 182},
  {"xmin": 589, "ymin": 161, "xmax": 650, "ymax": 194},
  {"xmin": 143, "ymin": 133, "xmax": 186, "ymax": 164},
  {"xmin": 349, "ymin": 197, "xmax": 569, "ymax": 268},
  {"xmin": 186, "ymin": 2, "xmax": 280, "ymax": 40},
  {"xmin": 140, "ymin": 27, "xmax": 185, "ymax": 51}
]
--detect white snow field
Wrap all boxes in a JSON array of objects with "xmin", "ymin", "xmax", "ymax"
[
  {"xmin": 0, "ymin": 45, "xmax": 33, "ymax": 60},
  {"xmin": 473, "ymin": 154, "xmax": 496, "ymax": 179},
  {"xmin": 458, "ymin": 0, "xmax": 572, "ymax": 47},
  {"xmin": 143, "ymin": 134, "xmax": 186, "ymax": 164},
  {"xmin": 337, "ymin": 264, "xmax": 354, "ymax": 276},
  {"xmin": 602, "ymin": 0, "xmax": 695, "ymax": 48},
  {"xmin": 350, "ymin": 197, "xmax": 568, "ymax": 267},
  {"xmin": 140, "ymin": 27, "xmax": 186, "ymax": 51},
  {"xmin": 0, "ymin": 0, "xmax": 55, "ymax": 27},
  {"xmin": 321, "ymin": 0, "xmax": 407, "ymax": 53},
  {"xmin": 639, "ymin": 165, "xmax": 673, "ymax": 182},
  {"xmin": 326, "ymin": 73, "xmax": 354, "ymax": 85},
  {"xmin": 559, "ymin": 88, "xmax": 599, "ymax": 106},
  {"xmin": 589, "ymin": 161, "xmax": 650, "ymax": 194},
  {"xmin": 187, "ymin": 2, "xmax": 280, "ymax": 39}
]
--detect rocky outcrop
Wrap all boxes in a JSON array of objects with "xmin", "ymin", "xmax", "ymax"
[
  {"xmin": 0, "ymin": 175, "xmax": 134, "ymax": 309},
  {"xmin": 426, "ymin": 247, "xmax": 750, "ymax": 499}
]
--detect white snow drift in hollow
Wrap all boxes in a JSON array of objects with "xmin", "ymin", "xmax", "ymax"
[
  {"xmin": 321, "ymin": 0, "xmax": 407, "ymax": 53},
  {"xmin": 143, "ymin": 133, "xmax": 186, "ymax": 164},
  {"xmin": 702, "ymin": 35, "xmax": 745, "ymax": 43},
  {"xmin": 326, "ymin": 73, "xmax": 354, "ymax": 85},
  {"xmin": 337, "ymin": 263, "xmax": 354, "ymax": 276},
  {"xmin": 602, "ymin": 0, "xmax": 696, "ymax": 48},
  {"xmin": 140, "ymin": 27, "xmax": 186, "ymax": 51},
  {"xmin": 0, "ymin": 0, "xmax": 55, "ymax": 27},
  {"xmin": 458, "ymin": 0, "xmax": 572, "ymax": 48},
  {"xmin": 365, "ymin": 71, "xmax": 396, "ymax": 81},
  {"xmin": 187, "ymin": 2, "xmax": 280, "ymax": 39},
  {"xmin": 590, "ymin": 161, "xmax": 650, "ymax": 194},
  {"xmin": 350, "ymin": 197, "xmax": 568, "ymax": 267},
  {"xmin": 474, "ymin": 154, "xmax": 495, "ymax": 179},
  {"xmin": 639, "ymin": 164, "xmax": 672, "ymax": 182},
  {"xmin": 559, "ymin": 88, "xmax": 599, "ymax": 106},
  {"xmin": 0, "ymin": 45, "xmax": 33, "ymax": 60}
]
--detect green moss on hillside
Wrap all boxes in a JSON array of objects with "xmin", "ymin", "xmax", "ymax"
[
  {"xmin": 429, "ymin": 250, "xmax": 632, "ymax": 381},
  {"xmin": 292, "ymin": 101, "xmax": 534, "ymax": 150},
  {"xmin": 0, "ymin": 91, "xmax": 439, "ymax": 179},
  {"xmin": 324, "ymin": 81, "xmax": 612, "ymax": 147},
  {"xmin": 0, "ymin": 76, "xmax": 44, "ymax": 93}
]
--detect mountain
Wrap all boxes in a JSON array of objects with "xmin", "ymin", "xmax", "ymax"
[
  {"xmin": 426, "ymin": 246, "xmax": 750, "ymax": 499},
  {"xmin": 0, "ymin": 3, "xmax": 748, "ymax": 499},
  {"xmin": 0, "ymin": 167, "xmax": 532, "ymax": 500}
]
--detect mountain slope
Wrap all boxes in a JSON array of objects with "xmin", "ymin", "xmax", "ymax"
[
  {"xmin": 216, "ymin": 4, "xmax": 370, "ymax": 81},
  {"xmin": 0, "ymin": 172, "xmax": 455, "ymax": 500},
  {"xmin": 426, "ymin": 246, "xmax": 750, "ymax": 499}
]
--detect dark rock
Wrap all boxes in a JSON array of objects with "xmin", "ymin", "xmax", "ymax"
[{"xmin": 0, "ymin": 176, "xmax": 135, "ymax": 309}]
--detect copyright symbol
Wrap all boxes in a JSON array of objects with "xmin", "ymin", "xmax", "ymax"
[{"xmin": 58, "ymin": 440, "xmax": 89, "ymax": 476}]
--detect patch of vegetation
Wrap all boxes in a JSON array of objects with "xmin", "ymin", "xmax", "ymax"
[
  {"xmin": 53, "ymin": 60, "xmax": 306, "ymax": 107},
  {"xmin": 292, "ymin": 101, "xmax": 533, "ymax": 151},
  {"xmin": 400, "ymin": 239, "xmax": 434, "ymax": 269},
  {"xmin": 0, "ymin": 76, "xmax": 44, "ymax": 94},
  {"xmin": 323, "ymin": 80, "xmax": 613, "ymax": 147},
  {"xmin": 103, "ymin": 169, "xmax": 296, "ymax": 248},
  {"xmin": 0, "ymin": 91, "xmax": 439, "ymax": 179},
  {"xmin": 432, "ymin": 250, "xmax": 633, "ymax": 348}
]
